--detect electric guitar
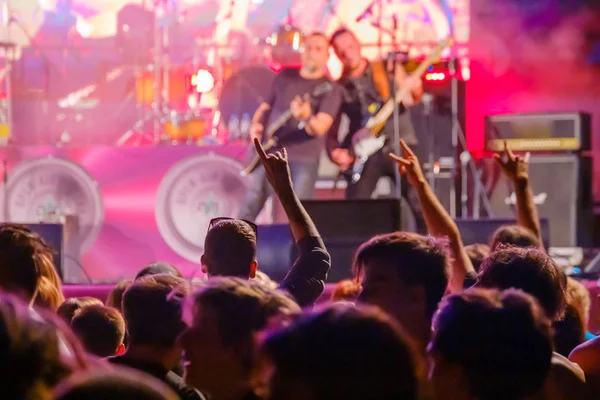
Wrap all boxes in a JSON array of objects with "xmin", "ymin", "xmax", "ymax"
[
  {"xmin": 341, "ymin": 37, "xmax": 453, "ymax": 183},
  {"xmin": 241, "ymin": 81, "xmax": 333, "ymax": 176}
]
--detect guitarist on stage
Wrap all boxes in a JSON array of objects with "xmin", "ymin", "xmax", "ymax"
[
  {"xmin": 328, "ymin": 28, "xmax": 424, "ymax": 226},
  {"xmin": 239, "ymin": 32, "xmax": 343, "ymax": 222}
]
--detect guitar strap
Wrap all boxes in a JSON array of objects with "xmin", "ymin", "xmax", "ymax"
[
  {"xmin": 370, "ymin": 60, "xmax": 391, "ymax": 101},
  {"xmin": 341, "ymin": 60, "xmax": 391, "ymax": 106},
  {"xmin": 332, "ymin": 61, "xmax": 392, "ymax": 191}
]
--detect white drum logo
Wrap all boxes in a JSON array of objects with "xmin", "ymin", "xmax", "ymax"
[
  {"xmin": 155, "ymin": 153, "xmax": 248, "ymax": 262},
  {"xmin": 4, "ymin": 157, "xmax": 104, "ymax": 252}
]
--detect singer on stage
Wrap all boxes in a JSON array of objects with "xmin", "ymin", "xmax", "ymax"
[
  {"xmin": 327, "ymin": 28, "xmax": 424, "ymax": 225},
  {"xmin": 238, "ymin": 33, "xmax": 343, "ymax": 222}
]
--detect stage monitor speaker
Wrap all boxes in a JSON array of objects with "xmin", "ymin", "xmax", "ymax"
[
  {"xmin": 480, "ymin": 155, "xmax": 592, "ymax": 247},
  {"xmin": 256, "ymin": 224, "xmax": 295, "ymax": 283},
  {"xmin": 300, "ymin": 199, "xmax": 402, "ymax": 282},
  {"xmin": 456, "ymin": 218, "xmax": 550, "ymax": 250}
]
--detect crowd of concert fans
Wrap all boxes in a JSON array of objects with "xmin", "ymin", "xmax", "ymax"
[{"xmin": 1, "ymin": 137, "xmax": 600, "ymax": 399}]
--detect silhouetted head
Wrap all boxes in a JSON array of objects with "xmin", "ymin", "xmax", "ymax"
[
  {"xmin": 477, "ymin": 245, "xmax": 567, "ymax": 321},
  {"xmin": 202, "ymin": 219, "xmax": 258, "ymax": 279}
]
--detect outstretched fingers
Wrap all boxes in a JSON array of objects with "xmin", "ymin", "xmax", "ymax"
[
  {"xmin": 254, "ymin": 137, "xmax": 268, "ymax": 161},
  {"xmin": 399, "ymin": 139, "xmax": 416, "ymax": 158},
  {"xmin": 388, "ymin": 153, "xmax": 411, "ymax": 166},
  {"xmin": 503, "ymin": 140, "xmax": 516, "ymax": 160}
]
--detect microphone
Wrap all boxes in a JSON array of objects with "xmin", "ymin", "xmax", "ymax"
[
  {"xmin": 392, "ymin": 15, "xmax": 398, "ymax": 32},
  {"xmin": 355, "ymin": 4, "xmax": 374, "ymax": 23}
]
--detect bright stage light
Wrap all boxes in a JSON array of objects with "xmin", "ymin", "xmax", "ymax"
[
  {"xmin": 425, "ymin": 72, "xmax": 448, "ymax": 81},
  {"xmin": 191, "ymin": 69, "xmax": 215, "ymax": 93},
  {"xmin": 75, "ymin": 17, "xmax": 94, "ymax": 38}
]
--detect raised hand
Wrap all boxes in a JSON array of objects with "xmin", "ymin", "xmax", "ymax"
[
  {"xmin": 388, "ymin": 139, "xmax": 425, "ymax": 187},
  {"xmin": 253, "ymin": 137, "xmax": 293, "ymax": 193},
  {"xmin": 493, "ymin": 140, "xmax": 530, "ymax": 182}
]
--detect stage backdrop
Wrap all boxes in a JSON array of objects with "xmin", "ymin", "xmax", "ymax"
[{"xmin": 0, "ymin": 145, "xmax": 276, "ymax": 283}]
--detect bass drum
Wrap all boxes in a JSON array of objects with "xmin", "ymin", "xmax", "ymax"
[
  {"xmin": 267, "ymin": 25, "xmax": 304, "ymax": 68},
  {"xmin": 219, "ymin": 66, "xmax": 277, "ymax": 130}
]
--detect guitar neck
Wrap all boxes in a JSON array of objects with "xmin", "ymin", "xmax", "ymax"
[
  {"xmin": 367, "ymin": 38, "xmax": 452, "ymax": 135},
  {"xmin": 264, "ymin": 92, "xmax": 312, "ymax": 140},
  {"xmin": 264, "ymin": 109, "xmax": 294, "ymax": 140}
]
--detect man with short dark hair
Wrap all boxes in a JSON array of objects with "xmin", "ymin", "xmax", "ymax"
[
  {"xmin": 180, "ymin": 277, "xmax": 301, "ymax": 400},
  {"xmin": 135, "ymin": 262, "xmax": 183, "ymax": 280},
  {"xmin": 489, "ymin": 224, "xmax": 541, "ymax": 251},
  {"xmin": 428, "ymin": 288, "xmax": 554, "ymax": 400},
  {"xmin": 328, "ymin": 28, "xmax": 423, "ymax": 210},
  {"xmin": 258, "ymin": 302, "xmax": 420, "ymax": 400},
  {"xmin": 71, "ymin": 304, "xmax": 126, "ymax": 358},
  {"xmin": 109, "ymin": 274, "xmax": 205, "ymax": 400},
  {"xmin": 238, "ymin": 32, "xmax": 342, "ymax": 221},
  {"xmin": 355, "ymin": 231, "xmax": 449, "ymax": 353},
  {"xmin": 476, "ymin": 245, "xmax": 592, "ymax": 399},
  {"xmin": 201, "ymin": 139, "xmax": 331, "ymax": 308},
  {"xmin": 55, "ymin": 370, "xmax": 178, "ymax": 400},
  {"xmin": 202, "ymin": 220, "xmax": 258, "ymax": 278},
  {"xmin": 57, "ymin": 296, "xmax": 104, "ymax": 324},
  {"xmin": 477, "ymin": 245, "xmax": 566, "ymax": 321}
]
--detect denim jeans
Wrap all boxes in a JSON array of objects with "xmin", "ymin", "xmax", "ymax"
[{"xmin": 238, "ymin": 160, "xmax": 320, "ymax": 222}]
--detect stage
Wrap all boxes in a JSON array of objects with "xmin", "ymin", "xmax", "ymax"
[{"xmin": 0, "ymin": 144, "xmax": 264, "ymax": 283}]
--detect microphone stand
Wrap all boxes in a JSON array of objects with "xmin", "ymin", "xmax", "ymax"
[
  {"xmin": 2, "ymin": 159, "xmax": 7, "ymax": 221},
  {"xmin": 422, "ymin": 93, "xmax": 435, "ymax": 188},
  {"xmin": 388, "ymin": 14, "xmax": 402, "ymax": 200},
  {"xmin": 448, "ymin": 57, "xmax": 492, "ymax": 218}
]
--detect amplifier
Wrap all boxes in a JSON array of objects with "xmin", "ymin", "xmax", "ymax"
[
  {"xmin": 480, "ymin": 154, "xmax": 592, "ymax": 247},
  {"xmin": 484, "ymin": 112, "xmax": 590, "ymax": 152},
  {"xmin": 259, "ymin": 199, "xmax": 403, "ymax": 283},
  {"xmin": 301, "ymin": 199, "xmax": 402, "ymax": 282}
]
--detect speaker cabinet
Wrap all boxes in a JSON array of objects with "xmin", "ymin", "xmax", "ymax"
[
  {"xmin": 300, "ymin": 199, "xmax": 402, "ymax": 282},
  {"xmin": 480, "ymin": 155, "xmax": 592, "ymax": 247}
]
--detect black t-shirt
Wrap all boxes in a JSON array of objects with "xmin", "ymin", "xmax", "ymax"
[
  {"xmin": 264, "ymin": 68, "xmax": 343, "ymax": 162},
  {"xmin": 338, "ymin": 62, "xmax": 417, "ymax": 149},
  {"xmin": 108, "ymin": 356, "xmax": 206, "ymax": 400}
]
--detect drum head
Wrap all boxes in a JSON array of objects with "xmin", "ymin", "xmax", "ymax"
[{"xmin": 219, "ymin": 67, "xmax": 276, "ymax": 124}]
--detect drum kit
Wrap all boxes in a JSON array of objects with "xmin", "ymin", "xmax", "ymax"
[{"xmin": 114, "ymin": 1, "xmax": 307, "ymax": 147}]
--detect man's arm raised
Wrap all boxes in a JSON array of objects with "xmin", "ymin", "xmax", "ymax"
[
  {"xmin": 494, "ymin": 142, "xmax": 542, "ymax": 246},
  {"xmin": 253, "ymin": 139, "xmax": 330, "ymax": 307},
  {"xmin": 389, "ymin": 140, "xmax": 475, "ymax": 292}
]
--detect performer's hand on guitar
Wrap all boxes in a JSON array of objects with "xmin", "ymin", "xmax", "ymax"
[
  {"xmin": 388, "ymin": 139, "xmax": 425, "ymax": 187},
  {"xmin": 249, "ymin": 122, "xmax": 264, "ymax": 142},
  {"xmin": 290, "ymin": 96, "xmax": 311, "ymax": 121},
  {"xmin": 493, "ymin": 140, "xmax": 530, "ymax": 183},
  {"xmin": 400, "ymin": 77, "xmax": 422, "ymax": 106},
  {"xmin": 253, "ymin": 138, "xmax": 293, "ymax": 193},
  {"xmin": 331, "ymin": 148, "xmax": 354, "ymax": 171},
  {"xmin": 405, "ymin": 76, "xmax": 423, "ymax": 91}
]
